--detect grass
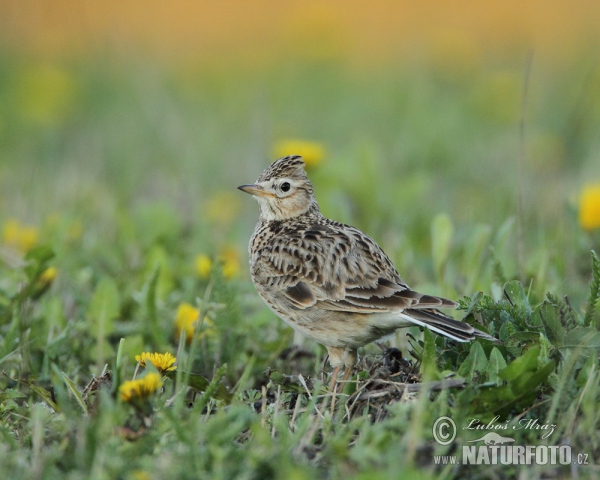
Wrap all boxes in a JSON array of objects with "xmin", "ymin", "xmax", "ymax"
[{"xmin": 1, "ymin": 49, "xmax": 600, "ymax": 479}]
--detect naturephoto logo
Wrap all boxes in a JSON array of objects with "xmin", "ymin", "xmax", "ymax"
[{"xmin": 432, "ymin": 416, "xmax": 590, "ymax": 466}]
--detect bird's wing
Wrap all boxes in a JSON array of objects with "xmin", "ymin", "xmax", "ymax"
[{"xmin": 254, "ymin": 221, "xmax": 457, "ymax": 313}]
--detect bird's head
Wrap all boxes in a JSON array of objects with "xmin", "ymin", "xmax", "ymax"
[{"xmin": 238, "ymin": 155, "xmax": 319, "ymax": 221}]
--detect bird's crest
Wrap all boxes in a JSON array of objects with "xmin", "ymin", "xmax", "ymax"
[{"xmin": 258, "ymin": 155, "xmax": 307, "ymax": 182}]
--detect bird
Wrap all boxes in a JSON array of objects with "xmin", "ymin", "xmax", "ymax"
[{"xmin": 238, "ymin": 155, "xmax": 495, "ymax": 387}]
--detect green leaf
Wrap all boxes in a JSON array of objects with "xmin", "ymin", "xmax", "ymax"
[
  {"xmin": 138, "ymin": 265, "xmax": 160, "ymax": 343},
  {"xmin": 461, "ymin": 291, "xmax": 484, "ymax": 316},
  {"xmin": 536, "ymin": 302, "xmax": 565, "ymax": 347},
  {"xmin": 24, "ymin": 245, "xmax": 55, "ymax": 280},
  {"xmin": 89, "ymin": 277, "xmax": 120, "ymax": 338},
  {"xmin": 143, "ymin": 245, "xmax": 173, "ymax": 301},
  {"xmin": 458, "ymin": 342, "xmax": 488, "ymax": 380},
  {"xmin": 431, "ymin": 213, "xmax": 453, "ymax": 283},
  {"xmin": 114, "ymin": 337, "xmax": 126, "ymax": 393},
  {"xmin": 88, "ymin": 277, "xmax": 120, "ymax": 368},
  {"xmin": 420, "ymin": 329, "xmax": 438, "ymax": 379},
  {"xmin": 28, "ymin": 383, "xmax": 60, "ymax": 413},
  {"xmin": 486, "ymin": 347, "xmax": 508, "ymax": 384},
  {"xmin": 469, "ymin": 355, "xmax": 555, "ymax": 417},
  {"xmin": 143, "ymin": 265, "xmax": 160, "ymax": 326},
  {"xmin": 0, "ymin": 388, "xmax": 26, "ymax": 400},
  {"xmin": 165, "ymin": 370, "xmax": 232, "ymax": 402},
  {"xmin": 584, "ymin": 250, "xmax": 600, "ymax": 328},
  {"xmin": 575, "ymin": 352, "xmax": 598, "ymax": 388},
  {"xmin": 504, "ymin": 336, "xmax": 524, "ymax": 357},
  {"xmin": 538, "ymin": 332, "xmax": 553, "ymax": 364},
  {"xmin": 24, "ymin": 244, "xmax": 55, "ymax": 263},
  {"xmin": 498, "ymin": 316, "xmax": 517, "ymax": 343},
  {"xmin": 509, "ymin": 359, "xmax": 555, "ymax": 399},
  {"xmin": 503, "ymin": 280, "xmax": 531, "ymax": 313},
  {"xmin": 58, "ymin": 368, "xmax": 88, "ymax": 414},
  {"xmin": 504, "ymin": 331, "xmax": 539, "ymax": 358},
  {"xmin": 507, "ymin": 331, "xmax": 540, "ymax": 346},
  {"xmin": 498, "ymin": 346, "xmax": 539, "ymax": 381}
]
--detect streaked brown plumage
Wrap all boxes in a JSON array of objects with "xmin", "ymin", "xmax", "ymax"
[{"xmin": 238, "ymin": 155, "xmax": 495, "ymax": 379}]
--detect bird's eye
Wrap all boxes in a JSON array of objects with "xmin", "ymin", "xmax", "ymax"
[{"xmin": 280, "ymin": 182, "xmax": 291, "ymax": 192}]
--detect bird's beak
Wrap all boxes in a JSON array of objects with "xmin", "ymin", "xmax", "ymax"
[{"xmin": 237, "ymin": 184, "xmax": 271, "ymax": 197}]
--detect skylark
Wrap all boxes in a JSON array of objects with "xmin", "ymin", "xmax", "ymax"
[{"xmin": 239, "ymin": 155, "xmax": 494, "ymax": 383}]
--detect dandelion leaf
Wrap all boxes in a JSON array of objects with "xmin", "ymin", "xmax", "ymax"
[
  {"xmin": 486, "ymin": 347, "xmax": 508, "ymax": 385},
  {"xmin": 458, "ymin": 342, "xmax": 488, "ymax": 381},
  {"xmin": 503, "ymin": 280, "xmax": 531, "ymax": 313},
  {"xmin": 536, "ymin": 302, "xmax": 565, "ymax": 347}
]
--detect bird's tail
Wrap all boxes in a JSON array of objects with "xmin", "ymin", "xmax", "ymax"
[{"xmin": 401, "ymin": 308, "xmax": 498, "ymax": 343}]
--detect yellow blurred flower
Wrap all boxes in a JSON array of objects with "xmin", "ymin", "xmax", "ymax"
[
  {"xmin": 119, "ymin": 372, "xmax": 163, "ymax": 402},
  {"xmin": 175, "ymin": 302, "xmax": 215, "ymax": 342},
  {"xmin": 273, "ymin": 140, "xmax": 325, "ymax": 168},
  {"xmin": 67, "ymin": 220, "xmax": 83, "ymax": 242},
  {"xmin": 129, "ymin": 469, "xmax": 151, "ymax": 480},
  {"xmin": 195, "ymin": 250, "xmax": 240, "ymax": 280},
  {"xmin": 14, "ymin": 64, "xmax": 79, "ymax": 126},
  {"xmin": 579, "ymin": 184, "xmax": 600, "ymax": 231},
  {"xmin": 195, "ymin": 254, "xmax": 212, "ymax": 279},
  {"xmin": 2, "ymin": 218, "xmax": 39, "ymax": 252},
  {"xmin": 135, "ymin": 352, "xmax": 177, "ymax": 373},
  {"xmin": 219, "ymin": 247, "xmax": 240, "ymax": 279},
  {"xmin": 129, "ymin": 471, "xmax": 150, "ymax": 480},
  {"xmin": 39, "ymin": 266, "xmax": 57, "ymax": 285}
]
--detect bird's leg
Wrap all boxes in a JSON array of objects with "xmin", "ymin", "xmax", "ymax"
[
  {"xmin": 330, "ymin": 349, "xmax": 358, "ymax": 415},
  {"xmin": 330, "ymin": 366, "xmax": 356, "ymax": 415},
  {"xmin": 329, "ymin": 366, "xmax": 341, "ymax": 415},
  {"xmin": 324, "ymin": 347, "xmax": 345, "ymax": 414},
  {"xmin": 325, "ymin": 347, "xmax": 344, "ymax": 393},
  {"xmin": 339, "ymin": 349, "xmax": 357, "ymax": 389},
  {"xmin": 323, "ymin": 365, "xmax": 340, "ymax": 416},
  {"xmin": 328, "ymin": 366, "xmax": 340, "ymax": 394}
]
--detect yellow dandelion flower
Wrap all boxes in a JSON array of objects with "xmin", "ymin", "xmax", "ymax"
[
  {"xmin": 175, "ymin": 302, "xmax": 215, "ymax": 342},
  {"xmin": 273, "ymin": 140, "xmax": 325, "ymax": 168},
  {"xmin": 119, "ymin": 372, "xmax": 163, "ymax": 402},
  {"xmin": 219, "ymin": 247, "xmax": 240, "ymax": 279},
  {"xmin": 130, "ymin": 471, "xmax": 151, "ymax": 480},
  {"xmin": 2, "ymin": 219, "xmax": 20, "ymax": 246},
  {"xmin": 135, "ymin": 352, "xmax": 177, "ymax": 372},
  {"xmin": 195, "ymin": 254, "xmax": 212, "ymax": 279},
  {"xmin": 2, "ymin": 219, "xmax": 39, "ymax": 252},
  {"xmin": 579, "ymin": 184, "xmax": 600, "ymax": 231},
  {"xmin": 19, "ymin": 226, "xmax": 39, "ymax": 252},
  {"xmin": 175, "ymin": 302, "xmax": 199, "ymax": 342},
  {"xmin": 39, "ymin": 266, "xmax": 57, "ymax": 285}
]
